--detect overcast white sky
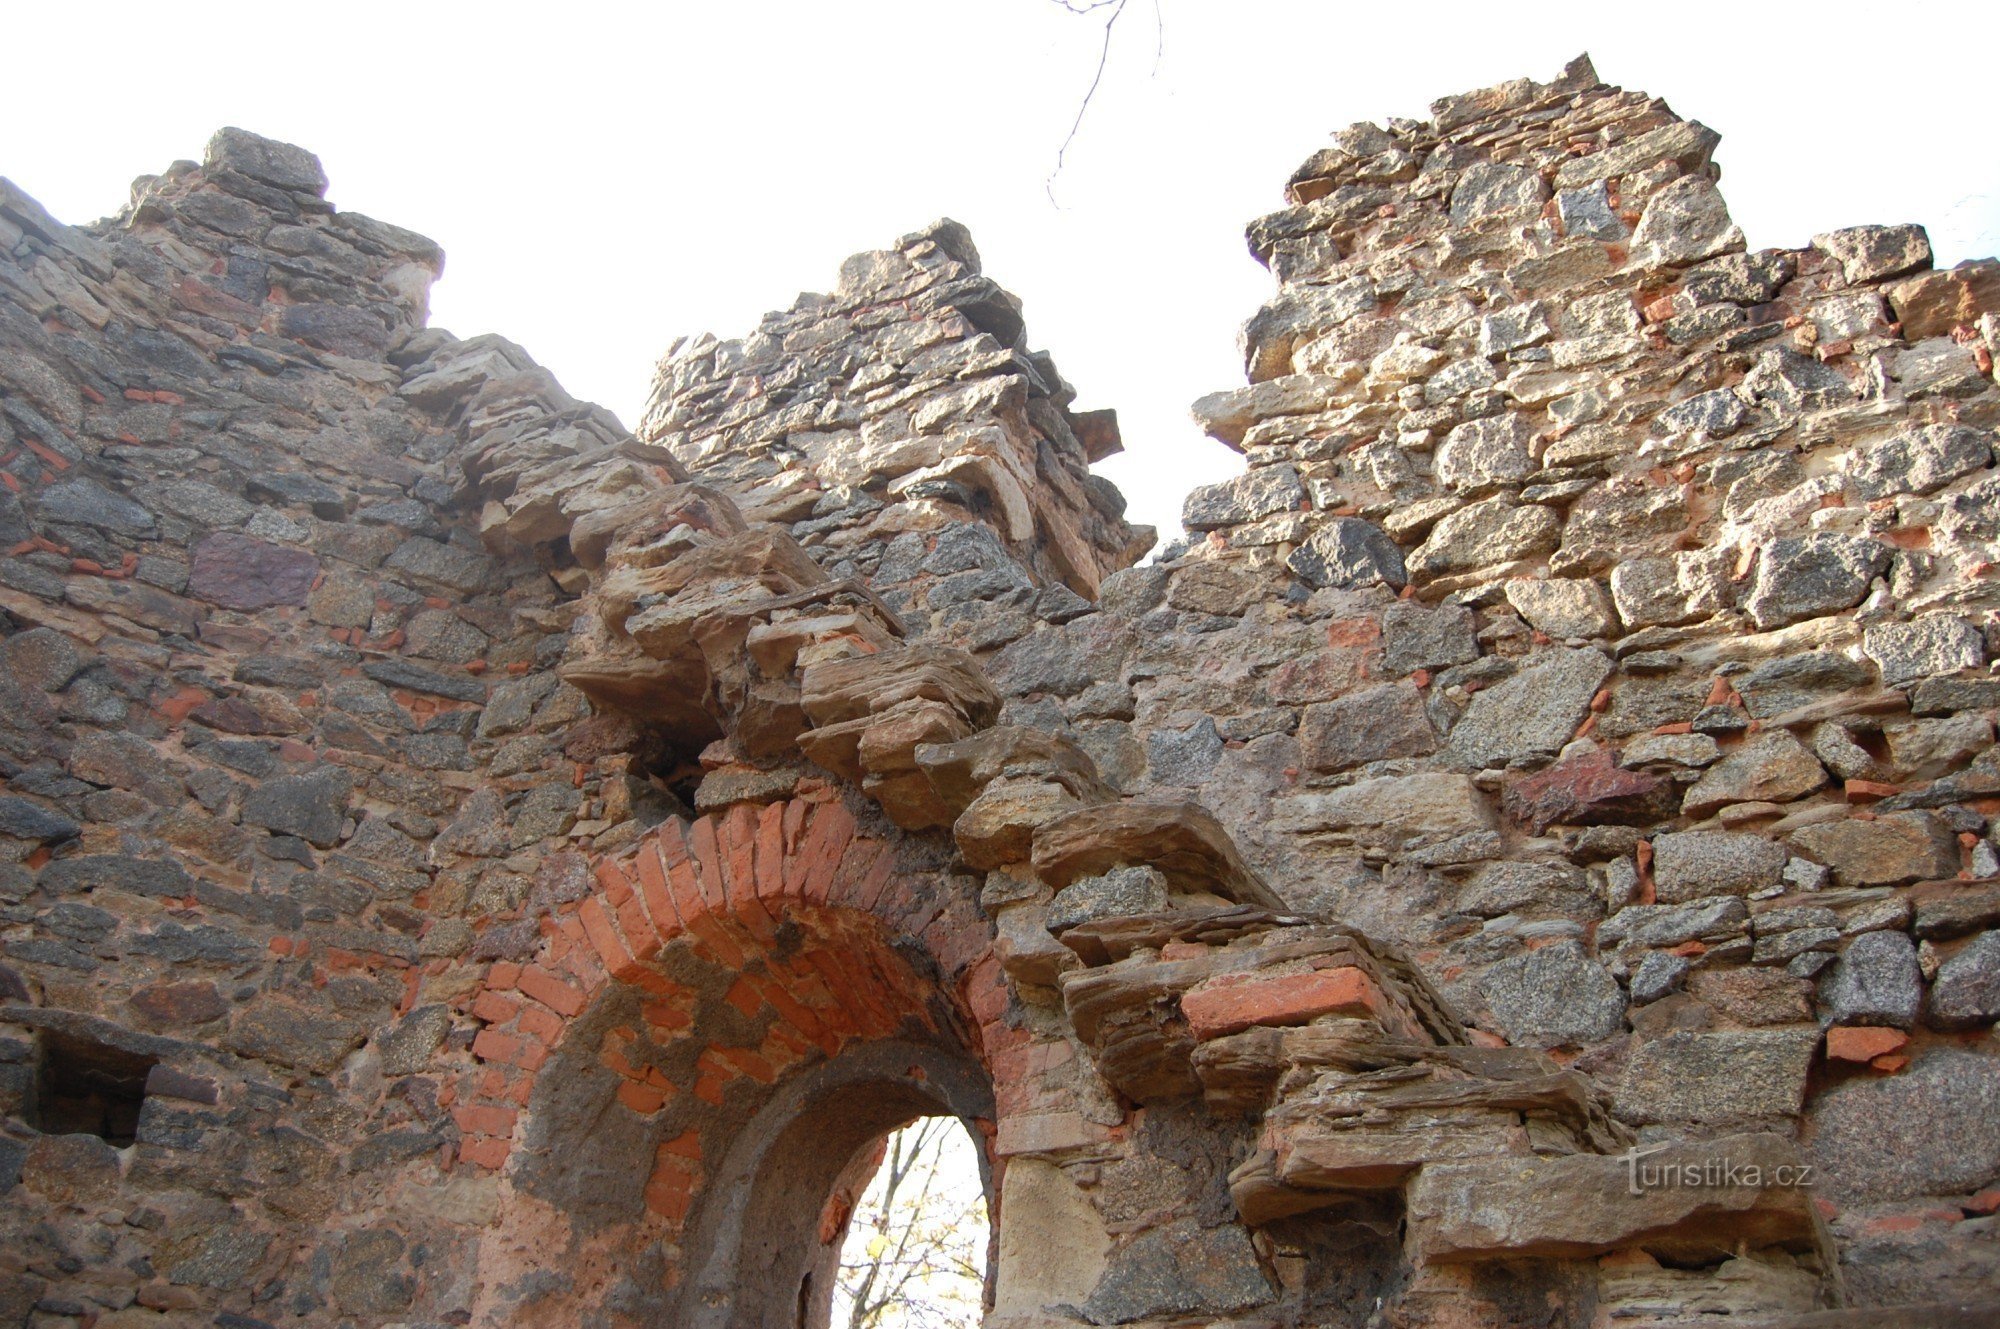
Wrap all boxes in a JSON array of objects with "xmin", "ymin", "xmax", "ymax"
[{"xmin": 7, "ymin": 1, "xmax": 1996, "ymax": 547}]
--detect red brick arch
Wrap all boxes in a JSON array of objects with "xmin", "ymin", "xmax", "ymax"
[{"xmin": 447, "ymin": 790, "xmax": 1010, "ymax": 1218}]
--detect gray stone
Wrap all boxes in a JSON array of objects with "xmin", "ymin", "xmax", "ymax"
[
  {"xmin": 38, "ymin": 853, "xmax": 192, "ymax": 899},
  {"xmin": 1614, "ymin": 1028, "xmax": 1818, "ymax": 1124},
  {"xmin": 1607, "ymin": 552, "xmax": 1730, "ymax": 629},
  {"xmin": 1735, "ymin": 652, "xmax": 1875, "ymax": 718},
  {"xmin": 1436, "ymin": 413, "xmax": 1535, "ymax": 493},
  {"xmin": 1271, "ymin": 772, "xmax": 1493, "ymax": 847},
  {"xmin": 1181, "ymin": 465, "xmax": 1304, "ymax": 531},
  {"xmin": 1682, "ymin": 250, "xmax": 1794, "ymax": 305},
  {"xmin": 1146, "ymin": 717, "xmax": 1223, "ymax": 787},
  {"xmin": 1841, "ymin": 424, "xmax": 1993, "ymax": 501},
  {"xmin": 1449, "ymin": 161, "xmax": 1547, "ymax": 228},
  {"xmin": 1630, "ymin": 176, "xmax": 1745, "ymax": 268},
  {"xmin": 1927, "ymin": 932, "xmax": 2000, "ymax": 1030},
  {"xmin": 246, "ymin": 470, "xmax": 347, "ymax": 517},
  {"xmin": 154, "ymin": 479, "xmax": 253, "ymax": 529},
  {"xmin": 227, "ymin": 999, "xmax": 368, "ymax": 1075},
  {"xmin": 1812, "ymin": 223, "xmax": 1932, "ymax": 285},
  {"xmin": 1657, "ymin": 388, "xmax": 1748, "ymax": 438},
  {"xmin": 1817, "ymin": 929, "xmax": 1923, "ymax": 1028},
  {"xmin": 33, "ymin": 477, "xmax": 156, "ymax": 535},
  {"xmin": 1477, "ymin": 938, "xmax": 1624, "ymax": 1048},
  {"xmin": 1478, "ymin": 301, "xmax": 1554, "ymax": 356},
  {"xmin": 1790, "ymin": 811, "xmax": 1960, "ymax": 888},
  {"xmin": 384, "ymin": 536, "xmax": 493, "ymax": 594},
  {"xmin": 1681, "ymin": 731, "xmax": 1826, "ymax": 816},
  {"xmin": 206, "ymin": 126, "xmax": 330, "ymax": 194},
  {"xmin": 1409, "ymin": 498, "xmax": 1561, "ymax": 583},
  {"xmin": 1809, "ymin": 1050, "xmax": 2000, "ymax": 1202},
  {"xmin": 1600, "ymin": 895, "xmax": 1749, "ymax": 947},
  {"xmin": 1744, "ymin": 346, "xmax": 1852, "ymax": 413},
  {"xmin": 1630, "ymin": 950, "xmax": 1690, "ymax": 1004},
  {"xmin": 167, "ymin": 1226, "xmax": 273, "ymax": 1289},
  {"xmin": 1299, "ymin": 683, "xmax": 1437, "ymax": 771},
  {"xmin": 1862, "ymin": 614, "xmax": 1985, "ymax": 687},
  {"xmin": 1448, "ymin": 648, "xmax": 1612, "ymax": 768},
  {"xmin": 1652, "ymin": 831, "xmax": 1788, "ymax": 902},
  {"xmin": 1742, "ymin": 534, "xmax": 1889, "ymax": 629},
  {"xmin": 1285, "ymin": 517, "xmax": 1405, "ymax": 589},
  {"xmin": 0, "ymin": 796, "xmax": 80, "ymax": 842},
  {"xmin": 241, "ymin": 765, "xmax": 352, "ymax": 848},
  {"xmin": 1046, "ymin": 865, "xmax": 1170, "ymax": 933},
  {"xmin": 1503, "ymin": 577, "xmax": 1617, "ymax": 639},
  {"xmin": 1380, "ymin": 600, "xmax": 1479, "ymax": 674},
  {"xmin": 1557, "ymin": 180, "xmax": 1622, "ymax": 240},
  {"xmin": 1892, "ymin": 336, "xmax": 1988, "ymax": 398},
  {"xmin": 0, "ymin": 627, "xmax": 85, "ymax": 691},
  {"xmin": 1083, "ymin": 1218, "xmax": 1272, "ymax": 1323},
  {"xmin": 363, "ymin": 658, "xmax": 487, "ymax": 703}
]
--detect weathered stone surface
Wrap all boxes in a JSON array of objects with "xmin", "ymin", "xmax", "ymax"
[
  {"xmin": 1501, "ymin": 748, "xmax": 1669, "ymax": 833},
  {"xmin": 1285, "ymin": 517, "xmax": 1405, "ymax": 589},
  {"xmin": 1742, "ymin": 534, "xmax": 1889, "ymax": 629},
  {"xmin": 1615, "ymin": 1029, "xmax": 1819, "ymax": 1124},
  {"xmin": 1652, "ymin": 831, "xmax": 1788, "ymax": 902},
  {"xmin": 1841, "ymin": 424, "xmax": 1993, "ymax": 501},
  {"xmin": 1083, "ymin": 1218, "xmax": 1273, "ymax": 1322},
  {"xmin": 1681, "ymin": 731, "xmax": 1827, "ymax": 816},
  {"xmin": 1862, "ymin": 614, "xmax": 1986, "ymax": 687},
  {"xmin": 1299, "ymin": 683, "xmax": 1437, "ymax": 771},
  {"xmin": 186, "ymin": 532, "xmax": 320, "ymax": 611},
  {"xmin": 1047, "ymin": 865, "xmax": 1171, "ymax": 933},
  {"xmin": 1380, "ymin": 600, "xmax": 1478, "ymax": 674},
  {"xmin": 1273, "ymin": 772, "xmax": 1493, "ymax": 848},
  {"xmin": 240, "ymin": 764, "xmax": 352, "ymax": 847},
  {"xmin": 1816, "ymin": 929, "xmax": 1924, "ymax": 1028},
  {"xmin": 1477, "ymin": 939, "xmax": 1623, "ymax": 1048},
  {"xmin": 1448, "ymin": 648, "xmax": 1612, "ymax": 769},
  {"xmin": 1033, "ymin": 800, "xmax": 1280, "ymax": 907},
  {"xmin": 226, "ymin": 1000, "xmax": 367, "ymax": 1074},
  {"xmin": 954, "ymin": 779, "xmax": 1080, "ymax": 870},
  {"xmin": 1449, "ymin": 161, "xmax": 1547, "ymax": 227},
  {"xmin": 1182, "ymin": 465, "xmax": 1304, "ymax": 530},
  {"xmin": 1810, "ymin": 1050, "xmax": 2000, "ymax": 1201},
  {"xmin": 1408, "ymin": 498, "xmax": 1561, "ymax": 583},
  {"xmin": 1436, "ymin": 413, "xmax": 1535, "ymax": 493},
  {"xmin": 1630, "ymin": 176, "xmax": 1745, "ymax": 268},
  {"xmin": 1813, "ymin": 223, "xmax": 1932, "ymax": 284},
  {"xmin": 1408, "ymin": 1133, "xmax": 1821, "ymax": 1263},
  {"xmin": 1147, "ymin": 716, "xmax": 1224, "ymax": 786},
  {"xmin": 1504, "ymin": 576, "xmax": 1617, "ymax": 639},
  {"xmin": 1790, "ymin": 811, "xmax": 1960, "ymax": 887},
  {"xmin": 1926, "ymin": 932, "xmax": 2000, "ymax": 1030}
]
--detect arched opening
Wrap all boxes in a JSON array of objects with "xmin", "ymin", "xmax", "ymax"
[
  {"xmin": 678, "ymin": 1039, "xmax": 994, "ymax": 1329},
  {"xmin": 831, "ymin": 1115, "xmax": 989, "ymax": 1329}
]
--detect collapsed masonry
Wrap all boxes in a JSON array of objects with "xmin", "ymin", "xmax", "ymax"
[{"xmin": 3, "ymin": 52, "xmax": 2000, "ymax": 1329}]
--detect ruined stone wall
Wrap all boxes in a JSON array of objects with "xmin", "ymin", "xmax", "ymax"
[{"xmin": 4, "ymin": 53, "xmax": 2000, "ymax": 1329}]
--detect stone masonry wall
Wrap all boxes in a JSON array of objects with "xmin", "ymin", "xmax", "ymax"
[{"xmin": 4, "ymin": 52, "xmax": 2000, "ymax": 1329}]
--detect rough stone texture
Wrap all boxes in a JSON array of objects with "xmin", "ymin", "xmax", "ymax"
[
  {"xmin": 1925, "ymin": 931, "xmax": 2000, "ymax": 1031},
  {"xmin": 1447, "ymin": 648, "xmax": 1612, "ymax": 768},
  {"xmin": 1475, "ymin": 939, "xmax": 1624, "ymax": 1048},
  {"xmin": 1809, "ymin": 1050, "xmax": 2000, "ymax": 1202},
  {"xmin": 1816, "ymin": 929, "xmax": 1925, "ymax": 1028},
  {"xmin": 4, "ymin": 55, "xmax": 1996, "ymax": 1329},
  {"xmin": 1615, "ymin": 1029, "xmax": 1820, "ymax": 1125},
  {"xmin": 1653, "ymin": 830, "xmax": 1790, "ymax": 901}
]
